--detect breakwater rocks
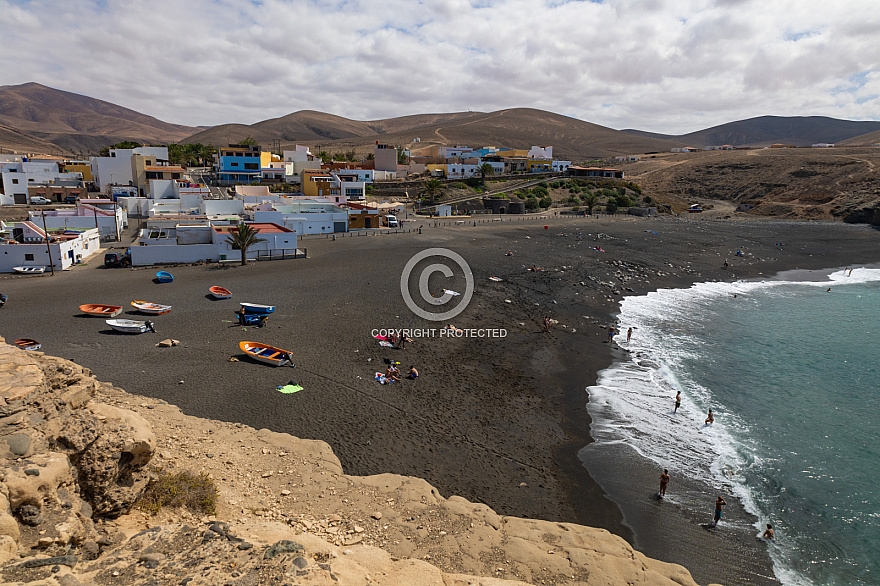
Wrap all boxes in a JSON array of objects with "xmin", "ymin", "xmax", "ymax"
[{"xmin": 0, "ymin": 338, "xmax": 717, "ymax": 585}]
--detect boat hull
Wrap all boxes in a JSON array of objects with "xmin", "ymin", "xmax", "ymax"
[
  {"xmin": 106, "ymin": 319, "xmax": 154, "ymax": 334},
  {"xmin": 80, "ymin": 304, "xmax": 123, "ymax": 317},
  {"xmin": 155, "ymin": 271, "xmax": 173, "ymax": 283},
  {"xmin": 239, "ymin": 341, "xmax": 292, "ymax": 366},
  {"xmin": 210, "ymin": 286, "xmax": 232, "ymax": 300},
  {"xmin": 14, "ymin": 339, "xmax": 41, "ymax": 351},
  {"xmin": 240, "ymin": 302, "xmax": 275, "ymax": 315},
  {"xmin": 13, "ymin": 266, "xmax": 46, "ymax": 274},
  {"xmin": 131, "ymin": 301, "xmax": 172, "ymax": 315}
]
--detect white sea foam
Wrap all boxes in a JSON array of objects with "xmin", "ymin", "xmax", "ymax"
[{"xmin": 586, "ymin": 267, "xmax": 880, "ymax": 586}]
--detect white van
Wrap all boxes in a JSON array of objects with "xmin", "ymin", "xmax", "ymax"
[{"xmin": 385, "ymin": 215, "xmax": 399, "ymax": 228}]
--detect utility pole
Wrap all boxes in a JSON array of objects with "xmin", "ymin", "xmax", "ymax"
[{"xmin": 40, "ymin": 211, "xmax": 55, "ymax": 276}]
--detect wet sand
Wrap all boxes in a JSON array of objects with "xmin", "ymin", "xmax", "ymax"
[{"xmin": 2, "ymin": 214, "xmax": 878, "ymax": 585}]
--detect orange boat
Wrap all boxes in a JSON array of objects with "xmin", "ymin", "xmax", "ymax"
[
  {"xmin": 210, "ymin": 286, "xmax": 232, "ymax": 299},
  {"xmin": 239, "ymin": 341, "xmax": 294, "ymax": 367},
  {"xmin": 80, "ymin": 304, "xmax": 123, "ymax": 317},
  {"xmin": 14, "ymin": 339, "xmax": 41, "ymax": 351}
]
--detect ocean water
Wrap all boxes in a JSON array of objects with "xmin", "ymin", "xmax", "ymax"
[{"xmin": 586, "ymin": 268, "xmax": 880, "ymax": 586}]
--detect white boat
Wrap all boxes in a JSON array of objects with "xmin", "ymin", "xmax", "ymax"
[
  {"xmin": 131, "ymin": 301, "xmax": 172, "ymax": 315},
  {"xmin": 105, "ymin": 319, "xmax": 155, "ymax": 334},
  {"xmin": 240, "ymin": 302, "xmax": 275, "ymax": 315},
  {"xmin": 13, "ymin": 266, "xmax": 46, "ymax": 274}
]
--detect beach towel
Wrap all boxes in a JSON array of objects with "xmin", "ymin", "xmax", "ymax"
[
  {"xmin": 276, "ymin": 382, "xmax": 303, "ymax": 394},
  {"xmin": 375, "ymin": 372, "xmax": 393, "ymax": 384},
  {"xmin": 373, "ymin": 335, "xmax": 391, "ymax": 341},
  {"xmin": 379, "ymin": 340, "xmax": 395, "ymax": 348},
  {"xmin": 489, "ymin": 277, "xmax": 503, "ymax": 282},
  {"xmin": 443, "ymin": 289, "xmax": 461, "ymax": 296}
]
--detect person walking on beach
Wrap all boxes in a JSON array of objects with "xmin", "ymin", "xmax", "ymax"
[
  {"xmin": 711, "ymin": 495, "xmax": 727, "ymax": 527},
  {"xmin": 674, "ymin": 391, "xmax": 681, "ymax": 413},
  {"xmin": 705, "ymin": 409, "xmax": 714, "ymax": 425},
  {"xmin": 723, "ymin": 259, "xmax": 729, "ymax": 269},
  {"xmin": 659, "ymin": 469, "xmax": 670, "ymax": 497},
  {"xmin": 627, "ymin": 327, "xmax": 633, "ymax": 343},
  {"xmin": 607, "ymin": 325, "xmax": 616, "ymax": 343},
  {"xmin": 543, "ymin": 316, "xmax": 552, "ymax": 333}
]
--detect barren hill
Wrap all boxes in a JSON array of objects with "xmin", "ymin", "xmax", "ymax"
[
  {"xmin": 626, "ymin": 147, "xmax": 880, "ymax": 221},
  {"xmin": 0, "ymin": 82, "xmax": 198, "ymax": 154},
  {"xmin": 0, "ymin": 122, "xmax": 64, "ymax": 155},
  {"xmin": 838, "ymin": 128, "xmax": 880, "ymax": 146},
  {"xmin": 219, "ymin": 107, "xmax": 685, "ymax": 161},
  {"xmin": 623, "ymin": 116, "xmax": 880, "ymax": 148}
]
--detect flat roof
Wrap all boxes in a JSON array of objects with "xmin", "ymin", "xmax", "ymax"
[{"xmin": 213, "ymin": 222, "xmax": 292, "ymax": 234}]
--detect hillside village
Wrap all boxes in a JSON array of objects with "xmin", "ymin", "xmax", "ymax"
[{"xmin": 0, "ymin": 141, "xmax": 637, "ymax": 273}]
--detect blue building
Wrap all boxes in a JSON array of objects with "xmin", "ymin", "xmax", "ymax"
[{"xmin": 216, "ymin": 144, "xmax": 263, "ymax": 185}]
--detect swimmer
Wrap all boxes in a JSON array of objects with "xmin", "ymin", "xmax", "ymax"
[{"xmin": 762, "ymin": 523, "xmax": 775, "ymax": 541}]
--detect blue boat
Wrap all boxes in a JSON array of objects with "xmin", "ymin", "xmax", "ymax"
[
  {"xmin": 239, "ymin": 302, "xmax": 275, "ymax": 315},
  {"xmin": 235, "ymin": 312, "xmax": 268, "ymax": 327},
  {"xmin": 156, "ymin": 271, "xmax": 173, "ymax": 283}
]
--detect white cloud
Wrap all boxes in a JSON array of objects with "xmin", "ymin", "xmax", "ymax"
[{"xmin": 0, "ymin": 0, "xmax": 877, "ymax": 134}]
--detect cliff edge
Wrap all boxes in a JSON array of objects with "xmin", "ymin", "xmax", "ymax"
[{"xmin": 0, "ymin": 338, "xmax": 718, "ymax": 585}]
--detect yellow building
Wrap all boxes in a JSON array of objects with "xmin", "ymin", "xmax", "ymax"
[
  {"xmin": 301, "ymin": 169, "xmax": 340, "ymax": 199},
  {"xmin": 62, "ymin": 161, "xmax": 93, "ymax": 182}
]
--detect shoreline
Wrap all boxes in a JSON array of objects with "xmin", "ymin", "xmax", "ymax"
[{"xmin": 1, "ymin": 215, "xmax": 878, "ymax": 585}]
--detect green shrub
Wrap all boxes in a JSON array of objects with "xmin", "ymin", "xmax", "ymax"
[
  {"xmin": 138, "ymin": 468, "xmax": 218, "ymax": 516},
  {"xmin": 567, "ymin": 195, "xmax": 579, "ymax": 204},
  {"xmin": 450, "ymin": 181, "xmax": 468, "ymax": 189},
  {"xmin": 643, "ymin": 195, "xmax": 653, "ymax": 204},
  {"xmin": 605, "ymin": 200, "xmax": 619, "ymax": 214},
  {"xmin": 525, "ymin": 196, "xmax": 539, "ymax": 210},
  {"xmin": 539, "ymin": 196, "xmax": 553, "ymax": 209},
  {"xmin": 572, "ymin": 206, "xmax": 580, "ymax": 212},
  {"xmin": 615, "ymin": 195, "xmax": 632, "ymax": 208}
]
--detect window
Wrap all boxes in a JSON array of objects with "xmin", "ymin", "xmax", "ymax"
[
  {"xmin": 11, "ymin": 179, "xmax": 18, "ymax": 184},
  {"xmin": 172, "ymin": 173, "xmax": 180, "ymax": 179},
  {"xmin": 25, "ymin": 254, "xmax": 34, "ymax": 261},
  {"xmin": 244, "ymin": 163, "xmax": 258, "ymax": 170},
  {"xmin": 230, "ymin": 162, "xmax": 239, "ymax": 167}
]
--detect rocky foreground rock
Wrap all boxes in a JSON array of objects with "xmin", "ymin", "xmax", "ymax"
[{"xmin": 0, "ymin": 338, "xmax": 718, "ymax": 585}]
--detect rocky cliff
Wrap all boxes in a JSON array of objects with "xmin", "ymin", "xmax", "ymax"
[{"xmin": 0, "ymin": 338, "xmax": 717, "ymax": 585}]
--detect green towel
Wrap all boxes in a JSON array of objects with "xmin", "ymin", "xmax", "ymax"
[{"xmin": 277, "ymin": 383, "xmax": 303, "ymax": 394}]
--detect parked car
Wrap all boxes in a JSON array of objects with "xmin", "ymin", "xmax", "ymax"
[
  {"xmin": 64, "ymin": 195, "xmax": 77, "ymax": 204},
  {"xmin": 687, "ymin": 204, "xmax": 703, "ymax": 213},
  {"xmin": 385, "ymin": 214, "xmax": 399, "ymax": 228},
  {"xmin": 104, "ymin": 248, "xmax": 132, "ymax": 268},
  {"xmin": 30, "ymin": 196, "xmax": 51, "ymax": 205}
]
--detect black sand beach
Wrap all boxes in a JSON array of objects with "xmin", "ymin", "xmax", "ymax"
[{"xmin": 2, "ymin": 214, "xmax": 878, "ymax": 585}]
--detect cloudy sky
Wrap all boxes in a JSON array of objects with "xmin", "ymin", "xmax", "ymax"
[{"xmin": 2, "ymin": 0, "xmax": 878, "ymax": 134}]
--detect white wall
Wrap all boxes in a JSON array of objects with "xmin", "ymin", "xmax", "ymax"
[
  {"xmin": 131, "ymin": 243, "xmax": 220, "ymax": 266},
  {"xmin": 529, "ymin": 146, "xmax": 553, "ymax": 159},
  {"xmin": 149, "ymin": 179, "xmax": 176, "ymax": 199},
  {"xmin": 90, "ymin": 156, "xmax": 133, "ymax": 190},
  {"xmin": 0, "ymin": 229, "xmax": 100, "ymax": 273},
  {"xmin": 202, "ymin": 199, "xmax": 244, "ymax": 216}
]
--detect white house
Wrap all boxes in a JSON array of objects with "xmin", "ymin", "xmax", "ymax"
[
  {"xmin": 29, "ymin": 199, "xmax": 126, "ymax": 241},
  {"xmin": 283, "ymin": 146, "xmax": 314, "ymax": 162},
  {"xmin": 130, "ymin": 221, "xmax": 297, "ymax": 266},
  {"xmin": 1, "ymin": 161, "xmax": 82, "ymax": 205},
  {"xmin": 528, "ymin": 146, "xmax": 553, "ymax": 159},
  {"xmin": 0, "ymin": 221, "xmax": 100, "ymax": 273},
  {"xmin": 254, "ymin": 202, "xmax": 349, "ymax": 234}
]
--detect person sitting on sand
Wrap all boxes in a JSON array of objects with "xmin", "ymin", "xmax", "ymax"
[
  {"xmin": 762, "ymin": 524, "xmax": 775, "ymax": 541},
  {"xmin": 505, "ymin": 251, "xmax": 513, "ymax": 256},
  {"xmin": 543, "ymin": 316, "xmax": 552, "ymax": 333},
  {"xmin": 408, "ymin": 365, "xmax": 418, "ymax": 379},
  {"xmin": 386, "ymin": 365, "xmax": 401, "ymax": 382},
  {"xmin": 705, "ymin": 409, "xmax": 714, "ymax": 425}
]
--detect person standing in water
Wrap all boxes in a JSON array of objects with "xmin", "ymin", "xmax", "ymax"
[
  {"xmin": 705, "ymin": 409, "xmax": 714, "ymax": 425},
  {"xmin": 627, "ymin": 327, "xmax": 633, "ymax": 343},
  {"xmin": 674, "ymin": 391, "xmax": 681, "ymax": 413},
  {"xmin": 659, "ymin": 469, "xmax": 670, "ymax": 497},
  {"xmin": 711, "ymin": 495, "xmax": 727, "ymax": 527}
]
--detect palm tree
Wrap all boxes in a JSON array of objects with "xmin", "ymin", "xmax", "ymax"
[
  {"xmin": 583, "ymin": 193, "xmax": 599, "ymax": 215},
  {"xmin": 226, "ymin": 222, "xmax": 266, "ymax": 266},
  {"xmin": 478, "ymin": 163, "xmax": 495, "ymax": 186},
  {"xmin": 424, "ymin": 178, "xmax": 443, "ymax": 203}
]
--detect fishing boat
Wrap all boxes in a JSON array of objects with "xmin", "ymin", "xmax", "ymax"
[
  {"xmin": 155, "ymin": 271, "xmax": 173, "ymax": 283},
  {"xmin": 239, "ymin": 302, "xmax": 275, "ymax": 315},
  {"xmin": 13, "ymin": 266, "xmax": 46, "ymax": 274},
  {"xmin": 105, "ymin": 319, "xmax": 155, "ymax": 334},
  {"xmin": 14, "ymin": 339, "xmax": 41, "ymax": 351},
  {"xmin": 210, "ymin": 286, "xmax": 232, "ymax": 300},
  {"xmin": 235, "ymin": 312, "xmax": 268, "ymax": 327},
  {"xmin": 131, "ymin": 301, "xmax": 172, "ymax": 315},
  {"xmin": 239, "ymin": 341, "xmax": 294, "ymax": 367},
  {"xmin": 79, "ymin": 304, "xmax": 123, "ymax": 317}
]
